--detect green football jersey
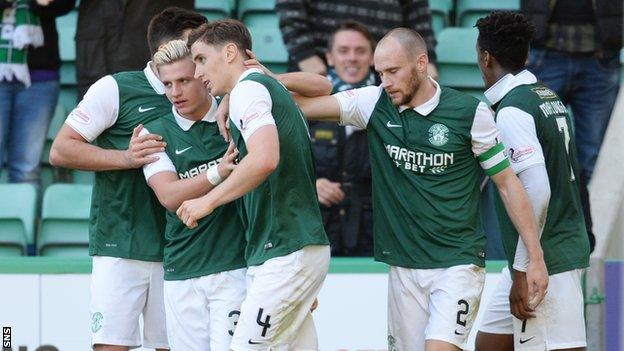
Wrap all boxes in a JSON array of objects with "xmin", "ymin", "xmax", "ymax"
[
  {"xmin": 229, "ymin": 70, "xmax": 329, "ymax": 266},
  {"xmin": 488, "ymin": 70, "xmax": 590, "ymax": 274},
  {"xmin": 143, "ymin": 106, "xmax": 247, "ymax": 280},
  {"xmin": 334, "ymin": 81, "xmax": 510, "ymax": 269},
  {"xmin": 68, "ymin": 67, "xmax": 170, "ymax": 261}
]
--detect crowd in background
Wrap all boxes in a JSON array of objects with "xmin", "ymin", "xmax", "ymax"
[{"xmin": 0, "ymin": 0, "xmax": 621, "ymax": 257}]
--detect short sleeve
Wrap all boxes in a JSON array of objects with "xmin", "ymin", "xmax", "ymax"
[
  {"xmin": 65, "ymin": 75, "xmax": 119, "ymax": 142},
  {"xmin": 471, "ymin": 101, "xmax": 510, "ymax": 176},
  {"xmin": 229, "ymin": 80, "xmax": 276, "ymax": 142},
  {"xmin": 496, "ymin": 107, "xmax": 545, "ymax": 174},
  {"xmin": 140, "ymin": 127, "xmax": 176, "ymax": 181},
  {"xmin": 333, "ymin": 85, "xmax": 383, "ymax": 129}
]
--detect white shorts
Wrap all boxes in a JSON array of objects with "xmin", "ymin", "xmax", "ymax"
[
  {"xmin": 230, "ymin": 245, "xmax": 330, "ymax": 351},
  {"xmin": 387, "ymin": 264, "xmax": 485, "ymax": 350},
  {"xmin": 164, "ymin": 268, "xmax": 247, "ymax": 351},
  {"xmin": 90, "ymin": 256, "xmax": 168, "ymax": 349},
  {"xmin": 478, "ymin": 267, "xmax": 587, "ymax": 350}
]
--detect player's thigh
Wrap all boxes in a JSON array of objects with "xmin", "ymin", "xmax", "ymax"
[
  {"xmin": 387, "ymin": 266, "xmax": 430, "ymax": 351},
  {"xmin": 476, "ymin": 267, "xmax": 514, "ymax": 341},
  {"xmin": 206, "ymin": 268, "xmax": 247, "ymax": 351},
  {"xmin": 141, "ymin": 261, "xmax": 168, "ymax": 349},
  {"xmin": 474, "ymin": 332, "xmax": 514, "ymax": 351},
  {"xmin": 512, "ymin": 269, "xmax": 586, "ymax": 351},
  {"xmin": 231, "ymin": 245, "xmax": 330, "ymax": 351},
  {"xmin": 427, "ymin": 264, "xmax": 485, "ymax": 349},
  {"xmin": 90, "ymin": 256, "xmax": 151, "ymax": 347},
  {"xmin": 163, "ymin": 278, "xmax": 210, "ymax": 351}
]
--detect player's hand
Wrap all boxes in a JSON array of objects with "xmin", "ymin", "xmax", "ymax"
[
  {"xmin": 216, "ymin": 94, "xmax": 231, "ymax": 142},
  {"xmin": 526, "ymin": 258, "xmax": 548, "ymax": 309},
  {"xmin": 298, "ymin": 55, "xmax": 327, "ymax": 75},
  {"xmin": 176, "ymin": 197, "xmax": 214, "ymax": 229},
  {"xmin": 310, "ymin": 298, "xmax": 319, "ymax": 312},
  {"xmin": 509, "ymin": 269, "xmax": 535, "ymax": 320},
  {"xmin": 217, "ymin": 142, "xmax": 239, "ymax": 179},
  {"xmin": 244, "ymin": 49, "xmax": 277, "ymax": 79},
  {"xmin": 316, "ymin": 178, "xmax": 345, "ymax": 207},
  {"xmin": 124, "ymin": 124, "xmax": 165, "ymax": 168}
]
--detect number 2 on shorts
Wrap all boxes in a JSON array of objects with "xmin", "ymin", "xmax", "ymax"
[{"xmin": 456, "ymin": 299, "xmax": 469, "ymax": 327}]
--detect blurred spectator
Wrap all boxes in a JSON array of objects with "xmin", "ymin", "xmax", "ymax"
[
  {"xmin": 276, "ymin": 0, "xmax": 437, "ymax": 78},
  {"xmin": 311, "ymin": 21, "xmax": 375, "ymax": 256},
  {"xmin": 522, "ymin": 0, "xmax": 623, "ymax": 252},
  {"xmin": 75, "ymin": 0, "xmax": 193, "ymax": 99},
  {"xmin": 0, "ymin": 0, "xmax": 74, "ymax": 185}
]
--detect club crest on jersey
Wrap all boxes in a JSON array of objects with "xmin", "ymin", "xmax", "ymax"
[
  {"xmin": 428, "ymin": 123, "xmax": 449, "ymax": 146},
  {"xmin": 91, "ymin": 312, "xmax": 103, "ymax": 333}
]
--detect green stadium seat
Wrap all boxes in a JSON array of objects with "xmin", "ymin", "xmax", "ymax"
[
  {"xmin": 72, "ymin": 170, "xmax": 94, "ymax": 184},
  {"xmin": 430, "ymin": 0, "xmax": 452, "ymax": 34},
  {"xmin": 39, "ymin": 184, "xmax": 92, "ymax": 256},
  {"xmin": 238, "ymin": 0, "xmax": 288, "ymax": 73},
  {"xmin": 196, "ymin": 0, "xmax": 233, "ymax": 20},
  {"xmin": 60, "ymin": 61, "xmax": 76, "ymax": 86},
  {"xmin": 0, "ymin": 184, "xmax": 37, "ymax": 255},
  {"xmin": 456, "ymin": 0, "xmax": 519, "ymax": 28},
  {"xmin": 56, "ymin": 10, "xmax": 77, "ymax": 62},
  {"xmin": 436, "ymin": 27, "xmax": 484, "ymax": 89}
]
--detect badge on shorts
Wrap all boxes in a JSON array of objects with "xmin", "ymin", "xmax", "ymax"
[
  {"xmin": 428, "ymin": 123, "xmax": 449, "ymax": 146},
  {"xmin": 388, "ymin": 335, "xmax": 398, "ymax": 351},
  {"xmin": 91, "ymin": 312, "xmax": 103, "ymax": 333}
]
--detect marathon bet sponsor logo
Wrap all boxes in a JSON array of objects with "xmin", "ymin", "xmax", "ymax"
[
  {"xmin": 428, "ymin": 123, "xmax": 449, "ymax": 146},
  {"xmin": 385, "ymin": 144, "xmax": 454, "ymax": 174},
  {"xmin": 509, "ymin": 146, "xmax": 535, "ymax": 163},
  {"xmin": 531, "ymin": 86, "xmax": 557, "ymax": 99},
  {"xmin": 91, "ymin": 312, "xmax": 103, "ymax": 333},
  {"xmin": 178, "ymin": 159, "xmax": 221, "ymax": 179}
]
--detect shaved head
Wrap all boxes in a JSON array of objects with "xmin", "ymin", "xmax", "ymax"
[{"xmin": 377, "ymin": 28, "xmax": 427, "ymax": 59}]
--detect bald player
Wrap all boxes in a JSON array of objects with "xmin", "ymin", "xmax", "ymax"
[{"xmin": 294, "ymin": 28, "xmax": 549, "ymax": 351}]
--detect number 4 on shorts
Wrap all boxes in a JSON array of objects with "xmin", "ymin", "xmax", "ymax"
[{"xmin": 256, "ymin": 308, "xmax": 272, "ymax": 337}]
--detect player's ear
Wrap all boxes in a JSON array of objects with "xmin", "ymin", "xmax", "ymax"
[
  {"xmin": 416, "ymin": 52, "xmax": 428, "ymax": 74},
  {"xmin": 224, "ymin": 43, "xmax": 238, "ymax": 64}
]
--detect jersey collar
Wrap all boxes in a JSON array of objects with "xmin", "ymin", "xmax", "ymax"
[
  {"xmin": 237, "ymin": 67, "xmax": 265, "ymax": 83},
  {"xmin": 398, "ymin": 76, "xmax": 441, "ymax": 116},
  {"xmin": 172, "ymin": 95, "xmax": 219, "ymax": 131},
  {"xmin": 484, "ymin": 70, "xmax": 537, "ymax": 105},
  {"xmin": 144, "ymin": 61, "xmax": 166, "ymax": 95}
]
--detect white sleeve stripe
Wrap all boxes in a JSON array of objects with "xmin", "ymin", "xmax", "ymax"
[
  {"xmin": 479, "ymin": 150, "xmax": 506, "ymax": 170},
  {"xmin": 140, "ymin": 127, "xmax": 177, "ymax": 181},
  {"xmin": 64, "ymin": 119, "xmax": 96, "ymax": 142}
]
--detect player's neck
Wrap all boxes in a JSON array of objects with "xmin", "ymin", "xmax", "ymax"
[
  {"xmin": 227, "ymin": 62, "xmax": 250, "ymax": 92},
  {"xmin": 408, "ymin": 76, "xmax": 436, "ymax": 108}
]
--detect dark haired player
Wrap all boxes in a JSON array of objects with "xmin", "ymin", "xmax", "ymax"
[
  {"xmin": 475, "ymin": 11, "xmax": 590, "ymax": 351},
  {"xmin": 177, "ymin": 19, "xmax": 331, "ymax": 350},
  {"xmin": 49, "ymin": 7, "xmax": 211, "ymax": 351}
]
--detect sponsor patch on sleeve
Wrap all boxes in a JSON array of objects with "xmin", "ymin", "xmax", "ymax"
[
  {"xmin": 69, "ymin": 105, "xmax": 91, "ymax": 124},
  {"xmin": 509, "ymin": 146, "xmax": 535, "ymax": 163}
]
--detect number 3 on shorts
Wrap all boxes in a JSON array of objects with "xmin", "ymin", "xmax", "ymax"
[{"xmin": 456, "ymin": 299, "xmax": 469, "ymax": 327}]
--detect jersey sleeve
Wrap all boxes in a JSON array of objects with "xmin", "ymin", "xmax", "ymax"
[
  {"xmin": 140, "ymin": 127, "xmax": 177, "ymax": 181},
  {"xmin": 471, "ymin": 101, "xmax": 510, "ymax": 176},
  {"xmin": 229, "ymin": 80, "xmax": 276, "ymax": 142},
  {"xmin": 496, "ymin": 106, "xmax": 545, "ymax": 174},
  {"xmin": 65, "ymin": 75, "xmax": 120, "ymax": 142},
  {"xmin": 333, "ymin": 85, "xmax": 383, "ymax": 129}
]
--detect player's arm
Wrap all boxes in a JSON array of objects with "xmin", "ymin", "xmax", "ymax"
[
  {"xmin": 177, "ymin": 125, "xmax": 279, "ymax": 227},
  {"xmin": 176, "ymin": 81, "xmax": 280, "ymax": 227},
  {"xmin": 295, "ymin": 85, "xmax": 382, "ymax": 124},
  {"xmin": 142, "ymin": 131, "xmax": 239, "ymax": 212},
  {"xmin": 49, "ymin": 76, "xmax": 165, "ymax": 171},
  {"xmin": 471, "ymin": 102, "xmax": 548, "ymax": 312}
]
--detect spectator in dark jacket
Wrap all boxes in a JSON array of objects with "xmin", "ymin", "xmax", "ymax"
[
  {"xmin": 522, "ymin": 0, "xmax": 623, "ymax": 252},
  {"xmin": 0, "ymin": 0, "xmax": 75, "ymax": 185},
  {"xmin": 75, "ymin": 0, "xmax": 194, "ymax": 99},
  {"xmin": 275, "ymin": 0, "xmax": 437, "ymax": 78}
]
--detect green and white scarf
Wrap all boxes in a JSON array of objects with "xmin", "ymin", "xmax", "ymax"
[{"xmin": 0, "ymin": 0, "xmax": 43, "ymax": 86}]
